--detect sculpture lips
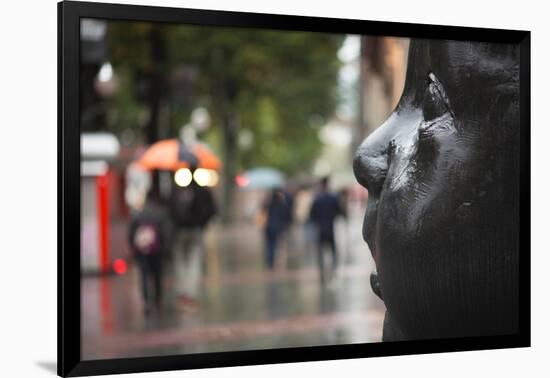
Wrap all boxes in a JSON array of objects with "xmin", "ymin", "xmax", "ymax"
[{"xmin": 370, "ymin": 271, "xmax": 382, "ymax": 299}]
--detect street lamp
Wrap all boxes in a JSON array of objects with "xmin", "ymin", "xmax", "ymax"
[{"xmin": 94, "ymin": 61, "xmax": 119, "ymax": 98}]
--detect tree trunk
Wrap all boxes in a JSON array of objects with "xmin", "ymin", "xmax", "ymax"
[{"xmin": 220, "ymin": 112, "xmax": 238, "ymax": 224}]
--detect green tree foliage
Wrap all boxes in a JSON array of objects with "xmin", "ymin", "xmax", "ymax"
[{"xmin": 106, "ymin": 21, "xmax": 344, "ymax": 175}]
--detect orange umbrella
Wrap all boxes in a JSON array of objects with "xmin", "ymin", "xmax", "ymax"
[{"xmin": 137, "ymin": 139, "xmax": 221, "ymax": 171}]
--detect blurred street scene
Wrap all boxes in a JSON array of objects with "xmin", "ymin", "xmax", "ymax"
[
  {"xmin": 80, "ymin": 18, "xmax": 408, "ymax": 359},
  {"xmin": 82, "ymin": 205, "xmax": 385, "ymax": 359}
]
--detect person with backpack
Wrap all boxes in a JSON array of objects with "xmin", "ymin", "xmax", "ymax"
[
  {"xmin": 128, "ymin": 188, "xmax": 170, "ymax": 316},
  {"xmin": 169, "ymin": 172, "xmax": 217, "ymax": 312}
]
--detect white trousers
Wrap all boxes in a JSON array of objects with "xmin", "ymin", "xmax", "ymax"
[{"xmin": 173, "ymin": 228, "xmax": 203, "ymax": 298}]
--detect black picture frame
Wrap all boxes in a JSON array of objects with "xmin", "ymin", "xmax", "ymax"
[{"xmin": 58, "ymin": 1, "xmax": 531, "ymax": 376}]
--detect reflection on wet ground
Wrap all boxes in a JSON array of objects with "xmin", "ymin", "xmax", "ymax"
[{"xmin": 82, "ymin": 209, "xmax": 386, "ymax": 360}]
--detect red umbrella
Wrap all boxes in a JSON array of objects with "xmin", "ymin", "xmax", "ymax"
[{"xmin": 137, "ymin": 139, "xmax": 221, "ymax": 171}]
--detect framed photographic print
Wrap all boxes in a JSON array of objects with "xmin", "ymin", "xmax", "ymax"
[{"xmin": 58, "ymin": 0, "xmax": 530, "ymax": 376}]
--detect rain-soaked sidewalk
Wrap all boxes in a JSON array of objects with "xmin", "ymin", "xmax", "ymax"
[{"xmin": 81, "ymin": 208, "xmax": 386, "ymax": 360}]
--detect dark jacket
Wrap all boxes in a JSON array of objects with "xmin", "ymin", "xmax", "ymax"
[
  {"xmin": 128, "ymin": 200, "xmax": 171, "ymax": 255},
  {"xmin": 264, "ymin": 189, "xmax": 293, "ymax": 233},
  {"xmin": 309, "ymin": 192, "xmax": 342, "ymax": 239},
  {"xmin": 169, "ymin": 183, "xmax": 217, "ymax": 229}
]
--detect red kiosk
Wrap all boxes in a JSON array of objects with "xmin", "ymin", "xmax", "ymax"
[{"xmin": 81, "ymin": 133, "xmax": 120, "ymax": 274}]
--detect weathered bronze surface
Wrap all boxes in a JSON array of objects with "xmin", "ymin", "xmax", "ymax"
[{"xmin": 353, "ymin": 39, "xmax": 520, "ymax": 340}]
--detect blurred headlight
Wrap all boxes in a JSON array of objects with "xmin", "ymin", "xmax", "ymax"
[
  {"xmin": 193, "ymin": 168, "xmax": 210, "ymax": 187},
  {"xmin": 174, "ymin": 168, "xmax": 192, "ymax": 187},
  {"xmin": 207, "ymin": 170, "xmax": 219, "ymax": 187}
]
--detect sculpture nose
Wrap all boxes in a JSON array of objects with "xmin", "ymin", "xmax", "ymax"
[
  {"xmin": 353, "ymin": 109, "xmax": 420, "ymax": 198},
  {"xmin": 353, "ymin": 144, "xmax": 389, "ymax": 198},
  {"xmin": 353, "ymin": 121, "xmax": 395, "ymax": 198}
]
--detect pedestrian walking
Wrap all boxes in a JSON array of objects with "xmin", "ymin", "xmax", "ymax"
[
  {"xmin": 262, "ymin": 187, "xmax": 292, "ymax": 270},
  {"xmin": 128, "ymin": 189, "xmax": 170, "ymax": 316},
  {"xmin": 169, "ymin": 173, "xmax": 216, "ymax": 311},
  {"xmin": 309, "ymin": 177, "xmax": 344, "ymax": 285}
]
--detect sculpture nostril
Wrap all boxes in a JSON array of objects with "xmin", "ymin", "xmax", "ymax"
[{"xmin": 388, "ymin": 139, "xmax": 397, "ymax": 154}]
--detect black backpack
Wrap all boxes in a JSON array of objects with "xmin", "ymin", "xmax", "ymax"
[{"xmin": 170, "ymin": 185, "xmax": 216, "ymax": 227}]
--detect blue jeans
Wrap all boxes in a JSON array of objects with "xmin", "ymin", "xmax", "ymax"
[{"xmin": 265, "ymin": 228, "xmax": 281, "ymax": 270}]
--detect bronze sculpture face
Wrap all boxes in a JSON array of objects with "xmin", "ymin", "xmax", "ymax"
[{"xmin": 353, "ymin": 39, "xmax": 520, "ymax": 340}]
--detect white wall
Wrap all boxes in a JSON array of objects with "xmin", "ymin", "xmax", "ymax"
[{"xmin": 1, "ymin": 0, "xmax": 546, "ymax": 377}]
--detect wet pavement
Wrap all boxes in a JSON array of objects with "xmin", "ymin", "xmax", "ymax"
[{"xmin": 81, "ymin": 206, "xmax": 386, "ymax": 360}]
